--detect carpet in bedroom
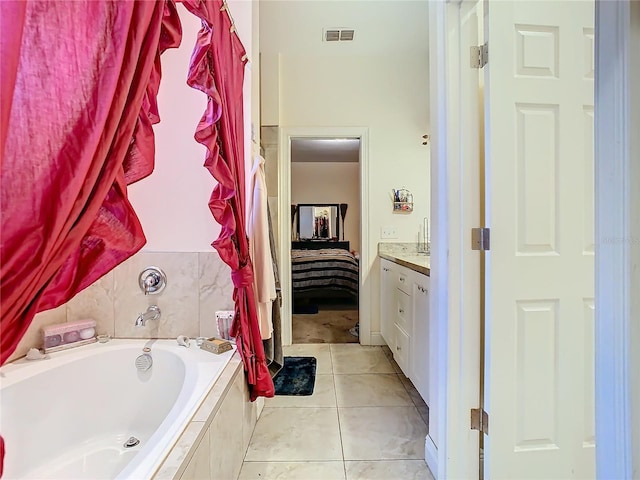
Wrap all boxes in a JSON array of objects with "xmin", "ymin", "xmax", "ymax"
[{"xmin": 292, "ymin": 309, "xmax": 359, "ymax": 344}]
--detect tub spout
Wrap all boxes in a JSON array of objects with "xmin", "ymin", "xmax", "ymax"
[{"xmin": 135, "ymin": 305, "xmax": 161, "ymax": 327}]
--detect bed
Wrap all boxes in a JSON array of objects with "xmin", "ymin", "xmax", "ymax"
[{"xmin": 291, "ymin": 247, "xmax": 359, "ymax": 301}]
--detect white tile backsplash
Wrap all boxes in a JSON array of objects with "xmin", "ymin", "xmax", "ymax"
[
  {"xmin": 198, "ymin": 252, "xmax": 234, "ymax": 338},
  {"xmin": 114, "ymin": 252, "xmax": 200, "ymax": 338},
  {"xmin": 7, "ymin": 305, "xmax": 67, "ymax": 362},
  {"xmin": 377, "ymin": 242, "xmax": 420, "ymax": 254},
  {"xmin": 10, "ymin": 250, "xmax": 235, "ymax": 359},
  {"xmin": 66, "ymin": 270, "xmax": 115, "ymax": 338}
]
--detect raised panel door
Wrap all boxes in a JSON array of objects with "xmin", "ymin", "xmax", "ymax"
[{"xmin": 485, "ymin": 1, "xmax": 595, "ymax": 477}]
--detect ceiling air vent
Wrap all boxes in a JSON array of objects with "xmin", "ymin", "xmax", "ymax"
[
  {"xmin": 340, "ymin": 30, "xmax": 354, "ymax": 41},
  {"xmin": 325, "ymin": 30, "xmax": 340, "ymax": 42},
  {"xmin": 324, "ymin": 28, "xmax": 354, "ymax": 42}
]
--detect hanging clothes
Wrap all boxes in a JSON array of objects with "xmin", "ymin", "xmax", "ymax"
[
  {"xmin": 263, "ymin": 201, "xmax": 284, "ymax": 378},
  {"xmin": 248, "ymin": 154, "xmax": 277, "ymax": 339}
]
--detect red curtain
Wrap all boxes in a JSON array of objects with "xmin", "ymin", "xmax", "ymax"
[
  {"xmin": 182, "ymin": 0, "xmax": 274, "ymax": 400},
  {"xmin": 0, "ymin": 1, "xmax": 181, "ymax": 474},
  {"xmin": 0, "ymin": 1, "xmax": 182, "ymax": 365}
]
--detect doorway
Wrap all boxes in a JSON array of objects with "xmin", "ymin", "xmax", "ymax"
[
  {"xmin": 277, "ymin": 127, "xmax": 371, "ymax": 347},
  {"xmin": 289, "ymin": 137, "xmax": 361, "ymax": 344}
]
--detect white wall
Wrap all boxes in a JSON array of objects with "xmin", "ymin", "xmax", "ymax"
[
  {"xmin": 271, "ymin": 53, "xmax": 430, "ymax": 336},
  {"xmin": 129, "ymin": 2, "xmax": 254, "ymax": 252},
  {"xmin": 251, "ymin": 0, "xmax": 260, "ymax": 142},
  {"xmin": 291, "ymin": 162, "xmax": 360, "ymax": 249},
  {"xmin": 261, "ymin": 54, "xmax": 280, "ymax": 126},
  {"xmin": 278, "ymin": 54, "xmax": 430, "ymax": 245}
]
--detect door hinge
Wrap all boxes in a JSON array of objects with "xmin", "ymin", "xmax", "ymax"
[
  {"xmin": 471, "ymin": 227, "xmax": 490, "ymax": 251},
  {"xmin": 471, "ymin": 408, "xmax": 489, "ymax": 435},
  {"xmin": 470, "ymin": 43, "xmax": 488, "ymax": 68}
]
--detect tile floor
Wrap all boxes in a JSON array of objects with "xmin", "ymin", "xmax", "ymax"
[{"xmin": 238, "ymin": 344, "xmax": 434, "ymax": 480}]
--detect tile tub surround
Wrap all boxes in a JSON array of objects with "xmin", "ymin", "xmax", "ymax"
[
  {"xmin": 378, "ymin": 242, "xmax": 430, "ymax": 276},
  {"xmin": 7, "ymin": 305, "xmax": 68, "ymax": 363},
  {"xmin": 8, "ymin": 251, "xmax": 235, "ymax": 362},
  {"xmin": 153, "ymin": 352, "xmax": 261, "ymax": 480}
]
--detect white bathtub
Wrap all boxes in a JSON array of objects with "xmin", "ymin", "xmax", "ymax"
[{"xmin": 0, "ymin": 339, "xmax": 235, "ymax": 479}]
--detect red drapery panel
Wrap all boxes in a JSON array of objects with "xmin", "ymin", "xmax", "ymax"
[
  {"xmin": 182, "ymin": 0, "xmax": 274, "ymax": 400},
  {"xmin": 0, "ymin": 1, "xmax": 181, "ymax": 474},
  {"xmin": 0, "ymin": 0, "xmax": 182, "ymax": 366},
  {"xmin": 0, "ymin": 1, "xmax": 26, "ymax": 162}
]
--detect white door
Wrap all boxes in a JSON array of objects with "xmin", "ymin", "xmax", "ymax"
[{"xmin": 484, "ymin": 1, "xmax": 595, "ymax": 478}]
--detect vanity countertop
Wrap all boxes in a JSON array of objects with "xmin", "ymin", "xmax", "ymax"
[{"xmin": 378, "ymin": 243, "xmax": 430, "ymax": 276}]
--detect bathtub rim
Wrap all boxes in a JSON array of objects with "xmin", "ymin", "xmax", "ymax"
[
  {"xmin": 151, "ymin": 351, "xmax": 246, "ymax": 479},
  {"xmin": 0, "ymin": 339, "xmax": 238, "ymax": 480},
  {"xmin": 0, "ymin": 339, "xmax": 231, "ymax": 387}
]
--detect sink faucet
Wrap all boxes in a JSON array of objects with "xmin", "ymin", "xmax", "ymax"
[
  {"xmin": 418, "ymin": 217, "xmax": 430, "ymax": 254},
  {"xmin": 135, "ymin": 305, "xmax": 161, "ymax": 327}
]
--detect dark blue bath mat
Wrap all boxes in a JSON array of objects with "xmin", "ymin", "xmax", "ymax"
[{"xmin": 273, "ymin": 356, "xmax": 317, "ymax": 396}]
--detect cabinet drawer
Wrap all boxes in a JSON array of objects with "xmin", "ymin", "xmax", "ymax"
[
  {"xmin": 396, "ymin": 271, "xmax": 411, "ymax": 294},
  {"xmin": 394, "ymin": 324, "xmax": 411, "ymax": 377},
  {"xmin": 395, "ymin": 289, "xmax": 411, "ymax": 333}
]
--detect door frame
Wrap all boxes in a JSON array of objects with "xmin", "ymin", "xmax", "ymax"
[
  {"xmin": 277, "ymin": 126, "xmax": 370, "ymax": 347},
  {"xmin": 594, "ymin": 1, "xmax": 638, "ymax": 476},
  {"xmin": 428, "ymin": 1, "xmax": 481, "ymax": 477},
  {"xmin": 429, "ymin": 0, "xmax": 638, "ymax": 477}
]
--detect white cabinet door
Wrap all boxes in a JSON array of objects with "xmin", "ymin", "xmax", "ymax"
[
  {"xmin": 395, "ymin": 289, "xmax": 412, "ymax": 336},
  {"xmin": 394, "ymin": 264, "xmax": 414, "ymax": 378},
  {"xmin": 379, "ymin": 259, "xmax": 396, "ymax": 346},
  {"xmin": 426, "ymin": 276, "xmax": 437, "ymax": 448},
  {"xmin": 411, "ymin": 276, "xmax": 430, "ymax": 406},
  {"xmin": 394, "ymin": 324, "xmax": 411, "ymax": 375}
]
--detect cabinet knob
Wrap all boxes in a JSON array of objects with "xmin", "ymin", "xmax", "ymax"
[
  {"xmin": 396, "ymin": 345, "xmax": 401, "ymax": 350},
  {"xmin": 399, "ymin": 277, "xmax": 405, "ymax": 282},
  {"xmin": 399, "ymin": 308, "xmax": 404, "ymax": 314}
]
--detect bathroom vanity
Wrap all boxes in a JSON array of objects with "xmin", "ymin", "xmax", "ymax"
[
  {"xmin": 378, "ymin": 251, "xmax": 431, "ymax": 398},
  {"xmin": 378, "ymin": 245, "xmax": 437, "ymax": 462}
]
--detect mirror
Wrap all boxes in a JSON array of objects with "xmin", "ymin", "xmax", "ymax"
[{"xmin": 296, "ymin": 204, "xmax": 340, "ymax": 240}]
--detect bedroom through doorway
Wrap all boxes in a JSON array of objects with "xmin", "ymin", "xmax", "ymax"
[{"xmin": 289, "ymin": 137, "xmax": 361, "ymax": 344}]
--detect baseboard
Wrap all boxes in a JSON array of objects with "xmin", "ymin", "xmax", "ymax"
[
  {"xmin": 370, "ymin": 332, "xmax": 386, "ymax": 346},
  {"xmin": 425, "ymin": 434, "xmax": 438, "ymax": 478}
]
